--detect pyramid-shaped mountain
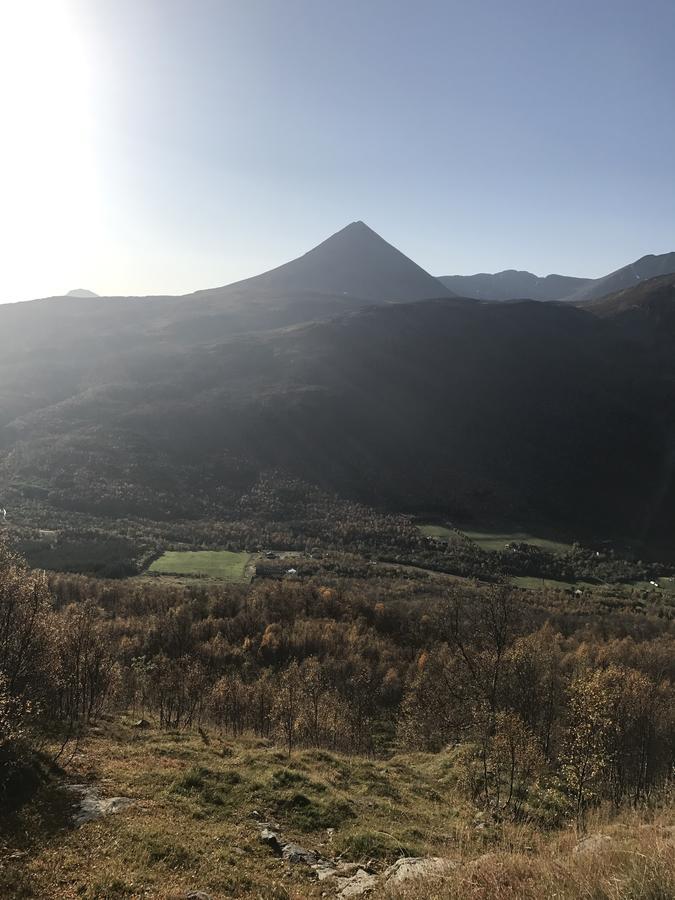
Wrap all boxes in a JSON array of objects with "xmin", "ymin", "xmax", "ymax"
[{"xmin": 193, "ymin": 221, "xmax": 453, "ymax": 304}]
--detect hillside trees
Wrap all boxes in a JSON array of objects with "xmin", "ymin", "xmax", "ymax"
[
  {"xmin": 0, "ymin": 537, "xmax": 119, "ymax": 800},
  {"xmin": 2, "ymin": 538, "xmax": 673, "ymax": 820}
]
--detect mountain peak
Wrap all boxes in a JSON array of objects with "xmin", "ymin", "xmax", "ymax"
[
  {"xmin": 200, "ymin": 222, "xmax": 453, "ymax": 304},
  {"xmin": 66, "ymin": 288, "xmax": 99, "ymax": 298}
]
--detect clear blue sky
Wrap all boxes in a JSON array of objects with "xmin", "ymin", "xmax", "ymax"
[{"xmin": 2, "ymin": 0, "xmax": 674, "ymax": 300}]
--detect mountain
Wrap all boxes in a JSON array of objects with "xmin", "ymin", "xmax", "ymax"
[
  {"xmin": 566, "ymin": 252, "xmax": 675, "ymax": 304},
  {"xmin": 438, "ymin": 252, "xmax": 675, "ymax": 304},
  {"xmin": 581, "ymin": 274, "xmax": 675, "ymax": 346},
  {"xmin": 193, "ymin": 221, "xmax": 453, "ymax": 304},
  {"xmin": 437, "ymin": 270, "xmax": 591, "ymax": 301},
  {"xmin": 3, "ymin": 229, "xmax": 675, "ymax": 548},
  {"xmin": 1, "ymin": 292, "xmax": 672, "ymax": 544},
  {"xmin": 585, "ymin": 272, "xmax": 675, "ymax": 318},
  {"xmin": 0, "ymin": 223, "xmax": 451, "ymax": 358},
  {"xmin": 65, "ymin": 289, "xmax": 99, "ymax": 298}
]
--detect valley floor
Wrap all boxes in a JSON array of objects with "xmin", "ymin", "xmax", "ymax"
[{"xmin": 3, "ymin": 721, "xmax": 673, "ymax": 900}]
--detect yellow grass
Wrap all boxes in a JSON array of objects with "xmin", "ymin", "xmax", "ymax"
[{"xmin": 2, "ymin": 722, "xmax": 672, "ymax": 899}]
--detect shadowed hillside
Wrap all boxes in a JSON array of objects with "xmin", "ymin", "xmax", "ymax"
[
  {"xmin": 567, "ymin": 251, "xmax": 675, "ymax": 304},
  {"xmin": 3, "ymin": 286, "xmax": 675, "ymax": 543},
  {"xmin": 3, "ymin": 226, "xmax": 675, "ymax": 545}
]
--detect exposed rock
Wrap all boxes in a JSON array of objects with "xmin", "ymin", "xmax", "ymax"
[
  {"xmin": 260, "ymin": 828, "xmax": 283, "ymax": 855},
  {"xmin": 281, "ymin": 841, "xmax": 320, "ymax": 865},
  {"xmin": 573, "ymin": 833, "xmax": 613, "ymax": 855},
  {"xmin": 64, "ymin": 783, "xmax": 134, "ymax": 826},
  {"xmin": 384, "ymin": 856, "xmax": 456, "ymax": 884},
  {"xmin": 185, "ymin": 893, "xmax": 212, "ymax": 900},
  {"xmin": 336, "ymin": 868, "xmax": 379, "ymax": 897},
  {"xmin": 313, "ymin": 862, "xmax": 339, "ymax": 881},
  {"xmin": 312, "ymin": 860, "xmax": 363, "ymax": 882}
]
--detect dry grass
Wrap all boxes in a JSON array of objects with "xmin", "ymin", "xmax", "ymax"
[
  {"xmin": 1, "ymin": 721, "xmax": 672, "ymax": 899},
  {"xmin": 386, "ymin": 818, "xmax": 675, "ymax": 899}
]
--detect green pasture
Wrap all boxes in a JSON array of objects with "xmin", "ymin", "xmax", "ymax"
[
  {"xmin": 147, "ymin": 550, "xmax": 252, "ymax": 582},
  {"xmin": 462, "ymin": 530, "xmax": 574, "ymax": 554},
  {"xmin": 417, "ymin": 523, "xmax": 457, "ymax": 540},
  {"xmin": 417, "ymin": 522, "xmax": 575, "ymax": 555}
]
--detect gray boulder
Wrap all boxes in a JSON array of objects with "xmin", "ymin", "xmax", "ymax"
[
  {"xmin": 64, "ymin": 783, "xmax": 134, "ymax": 826},
  {"xmin": 336, "ymin": 868, "xmax": 379, "ymax": 897},
  {"xmin": 384, "ymin": 856, "xmax": 456, "ymax": 884},
  {"xmin": 281, "ymin": 842, "xmax": 320, "ymax": 865}
]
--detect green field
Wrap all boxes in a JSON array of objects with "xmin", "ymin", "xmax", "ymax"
[
  {"xmin": 462, "ymin": 530, "xmax": 574, "ymax": 554},
  {"xmin": 417, "ymin": 523, "xmax": 457, "ymax": 539},
  {"xmin": 511, "ymin": 576, "xmax": 598, "ymax": 591},
  {"xmin": 618, "ymin": 577, "xmax": 675, "ymax": 594},
  {"xmin": 147, "ymin": 550, "xmax": 252, "ymax": 582},
  {"xmin": 418, "ymin": 523, "xmax": 575, "ymax": 554}
]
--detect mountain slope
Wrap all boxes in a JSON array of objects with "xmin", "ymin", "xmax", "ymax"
[
  {"xmin": 584, "ymin": 273, "xmax": 675, "ymax": 318},
  {"xmin": 1, "ymin": 295, "xmax": 671, "ymax": 541},
  {"xmin": 438, "ymin": 270, "xmax": 590, "ymax": 301},
  {"xmin": 567, "ymin": 252, "xmax": 675, "ymax": 304}
]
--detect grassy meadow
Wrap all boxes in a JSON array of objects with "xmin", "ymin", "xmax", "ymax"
[
  {"xmin": 461, "ymin": 530, "xmax": 574, "ymax": 554},
  {"xmin": 417, "ymin": 524, "xmax": 459, "ymax": 540},
  {"xmin": 3, "ymin": 721, "xmax": 672, "ymax": 899},
  {"xmin": 146, "ymin": 550, "xmax": 252, "ymax": 583},
  {"xmin": 417, "ymin": 523, "xmax": 575, "ymax": 555}
]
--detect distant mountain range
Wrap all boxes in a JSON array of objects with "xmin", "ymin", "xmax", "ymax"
[
  {"xmin": 438, "ymin": 252, "xmax": 675, "ymax": 303},
  {"xmin": 3, "ymin": 223, "xmax": 675, "ymax": 550},
  {"xmin": 437, "ymin": 271, "xmax": 591, "ymax": 301}
]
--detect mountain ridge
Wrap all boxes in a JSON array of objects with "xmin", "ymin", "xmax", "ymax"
[
  {"xmin": 566, "ymin": 252, "xmax": 675, "ymax": 304},
  {"xmin": 438, "ymin": 270, "xmax": 591, "ymax": 301},
  {"xmin": 438, "ymin": 251, "xmax": 675, "ymax": 303}
]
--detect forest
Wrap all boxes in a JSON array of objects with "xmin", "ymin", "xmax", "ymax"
[{"xmin": 3, "ymin": 532, "xmax": 673, "ymax": 827}]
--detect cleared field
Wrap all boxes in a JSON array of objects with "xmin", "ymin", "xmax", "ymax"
[
  {"xmin": 463, "ymin": 529, "xmax": 574, "ymax": 555},
  {"xmin": 147, "ymin": 550, "xmax": 252, "ymax": 582},
  {"xmin": 511, "ymin": 576, "xmax": 597, "ymax": 591},
  {"xmin": 417, "ymin": 523, "xmax": 457, "ymax": 539},
  {"xmin": 619, "ymin": 577, "xmax": 675, "ymax": 594}
]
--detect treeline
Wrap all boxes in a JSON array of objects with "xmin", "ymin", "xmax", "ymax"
[{"xmin": 2, "ymin": 535, "xmax": 674, "ymax": 822}]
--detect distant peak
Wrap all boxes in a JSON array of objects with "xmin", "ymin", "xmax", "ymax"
[
  {"xmin": 66, "ymin": 288, "xmax": 99, "ymax": 298},
  {"xmin": 203, "ymin": 219, "xmax": 453, "ymax": 303}
]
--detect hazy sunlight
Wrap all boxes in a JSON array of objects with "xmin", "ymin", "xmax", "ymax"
[{"xmin": 0, "ymin": 0, "xmax": 99, "ymax": 300}]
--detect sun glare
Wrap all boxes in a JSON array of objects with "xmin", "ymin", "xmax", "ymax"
[{"xmin": 0, "ymin": 1, "xmax": 99, "ymax": 299}]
